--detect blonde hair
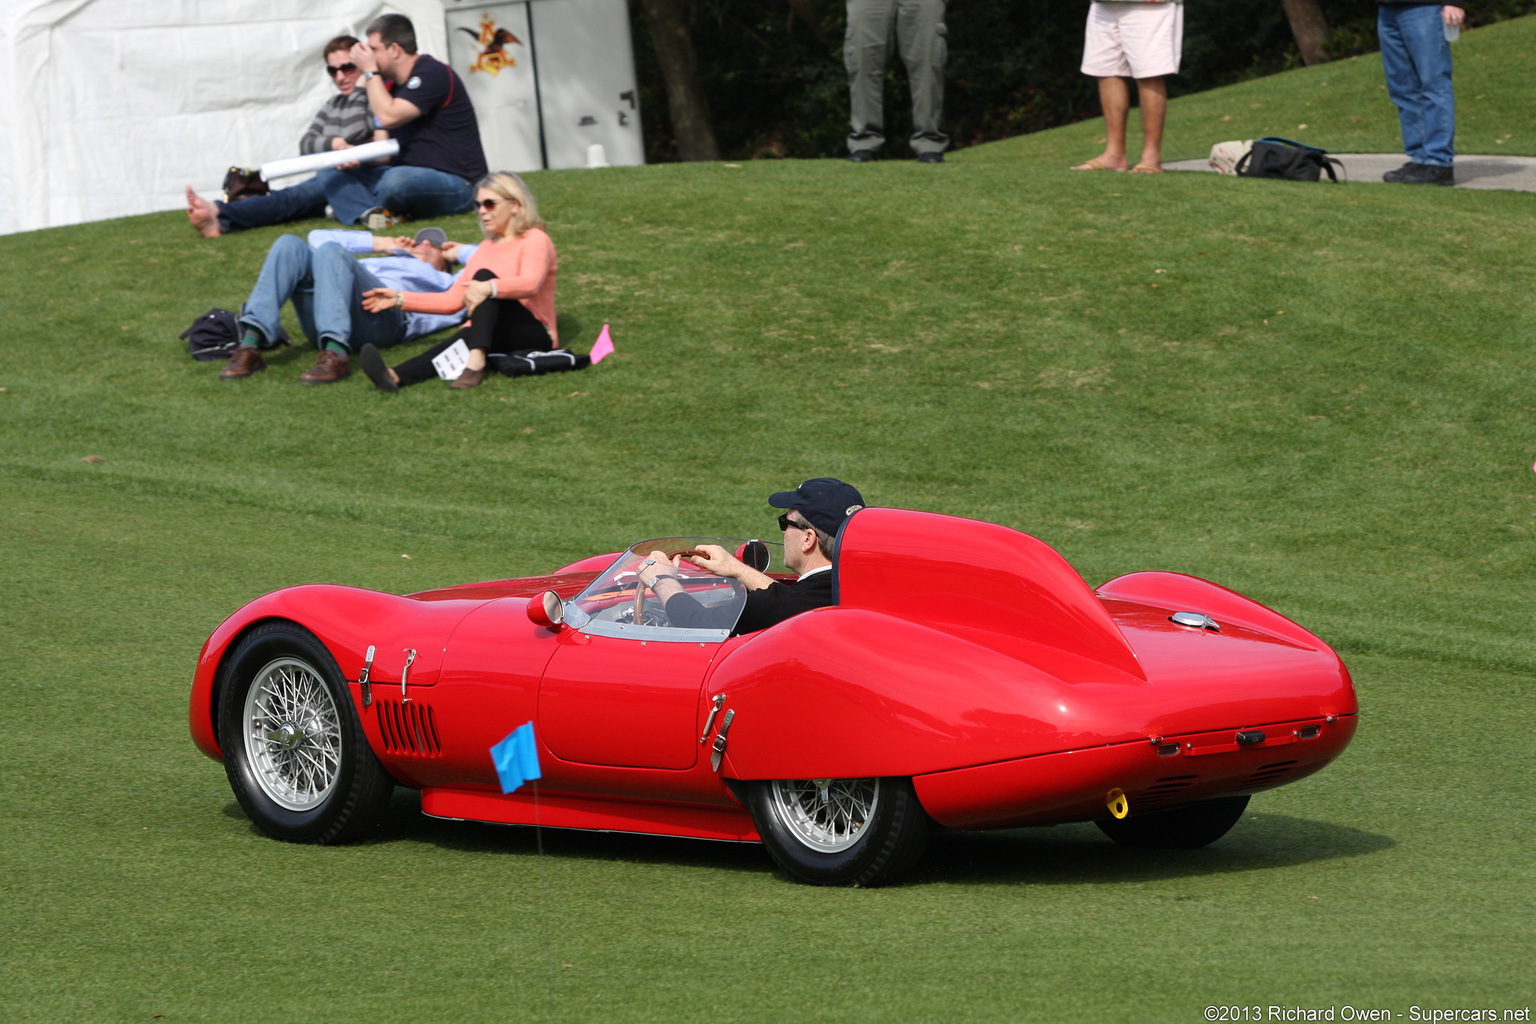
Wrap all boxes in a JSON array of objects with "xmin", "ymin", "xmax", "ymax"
[{"xmin": 476, "ymin": 171, "xmax": 543, "ymax": 238}]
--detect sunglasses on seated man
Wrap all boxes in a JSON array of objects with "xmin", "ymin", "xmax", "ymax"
[
  {"xmin": 777, "ymin": 513, "xmax": 815, "ymax": 533},
  {"xmin": 327, "ymin": 62, "xmax": 358, "ymax": 77}
]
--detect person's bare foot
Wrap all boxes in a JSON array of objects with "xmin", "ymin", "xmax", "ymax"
[{"xmin": 186, "ymin": 186, "xmax": 221, "ymax": 238}]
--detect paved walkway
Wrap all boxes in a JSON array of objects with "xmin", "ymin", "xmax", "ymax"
[{"xmin": 1166, "ymin": 153, "xmax": 1536, "ymax": 191}]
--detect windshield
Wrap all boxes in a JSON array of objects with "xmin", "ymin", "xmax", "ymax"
[{"xmin": 564, "ymin": 537, "xmax": 785, "ymax": 642}]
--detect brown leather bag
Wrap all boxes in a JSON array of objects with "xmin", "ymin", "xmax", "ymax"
[{"xmin": 222, "ymin": 166, "xmax": 270, "ymax": 202}]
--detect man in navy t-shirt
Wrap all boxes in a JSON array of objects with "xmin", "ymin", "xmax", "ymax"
[{"xmin": 317, "ymin": 14, "xmax": 489, "ymax": 229}]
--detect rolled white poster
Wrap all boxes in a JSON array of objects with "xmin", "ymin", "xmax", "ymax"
[{"xmin": 260, "ymin": 139, "xmax": 400, "ymax": 182}]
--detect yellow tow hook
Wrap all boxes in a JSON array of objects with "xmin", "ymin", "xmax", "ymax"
[{"xmin": 1106, "ymin": 788, "xmax": 1129, "ymax": 820}]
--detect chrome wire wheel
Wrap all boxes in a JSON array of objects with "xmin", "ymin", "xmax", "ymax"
[
  {"xmin": 768, "ymin": 778, "xmax": 879, "ymax": 853},
  {"xmin": 241, "ymin": 656, "xmax": 343, "ymax": 812}
]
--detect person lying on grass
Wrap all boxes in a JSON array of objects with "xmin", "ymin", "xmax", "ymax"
[
  {"xmin": 359, "ymin": 170, "xmax": 583, "ymax": 391},
  {"xmin": 218, "ymin": 227, "xmax": 475, "ymax": 385}
]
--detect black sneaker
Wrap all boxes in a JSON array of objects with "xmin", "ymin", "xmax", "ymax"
[
  {"xmin": 847, "ymin": 150, "xmax": 876, "ymax": 163},
  {"xmin": 1400, "ymin": 163, "xmax": 1455, "ymax": 186},
  {"xmin": 917, "ymin": 152, "xmax": 944, "ymax": 164},
  {"xmin": 1382, "ymin": 162, "xmax": 1417, "ymax": 184}
]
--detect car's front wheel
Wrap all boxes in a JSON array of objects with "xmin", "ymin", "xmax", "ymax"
[
  {"xmin": 748, "ymin": 777, "xmax": 930, "ymax": 886},
  {"xmin": 1095, "ymin": 794, "xmax": 1251, "ymax": 849},
  {"xmin": 217, "ymin": 622, "xmax": 393, "ymax": 844}
]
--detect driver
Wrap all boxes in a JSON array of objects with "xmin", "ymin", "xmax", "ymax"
[{"xmin": 635, "ymin": 478, "xmax": 865, "ymax": 636}]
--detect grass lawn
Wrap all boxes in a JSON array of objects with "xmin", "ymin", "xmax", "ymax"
[{"xmin": 2, "ymin": 16, "xmax": 1534, "ymax": 1024}]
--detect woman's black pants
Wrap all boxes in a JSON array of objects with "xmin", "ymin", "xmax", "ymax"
[{"xmin": 393, "ymin": 268, "xmax": 553, "ymax": 386}]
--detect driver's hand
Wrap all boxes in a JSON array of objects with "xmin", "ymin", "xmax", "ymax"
[
  {"xmin": 639, "ymin": 550, "xmax": 679, "ymax": 588},
  {"xmin": 686, "ymin": 544, "xmax": 740, "ymax": 577}
]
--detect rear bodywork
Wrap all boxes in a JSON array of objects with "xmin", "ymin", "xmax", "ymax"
[{"xmin": 190, "ymin": 507, "xmax": 1356, "ymax": 841}]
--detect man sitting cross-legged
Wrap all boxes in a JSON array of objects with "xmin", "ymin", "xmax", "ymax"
[{"xmin": 218, "ymin": 227, "xmax": 475, "ymax": 384}]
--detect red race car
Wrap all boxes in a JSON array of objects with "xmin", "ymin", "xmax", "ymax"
[{"xmin": 189, "ymin": 507, "xmax": 1357, "ymax": 885}]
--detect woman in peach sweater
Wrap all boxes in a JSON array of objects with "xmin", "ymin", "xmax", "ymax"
[{"xmin": 360, "ymin": 171, "xmax": 561, "ymax": 390}]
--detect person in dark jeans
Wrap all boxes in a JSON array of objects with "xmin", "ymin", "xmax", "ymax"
[
  {"xmin": 186, "ymin": 35, "xmax": 378, "ymax": 238},
  {"xmin": 1379, "ymin": 1, "xmax": 1463, "ymax": 185}
]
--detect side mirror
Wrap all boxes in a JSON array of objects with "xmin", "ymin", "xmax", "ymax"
[
  {"xmin": 526, "ymin": 590, "xmax": 565, "ymax": 629},
  {"xmin": 736, "ymin": 539, "xmax": 770, "ymax": 572}
]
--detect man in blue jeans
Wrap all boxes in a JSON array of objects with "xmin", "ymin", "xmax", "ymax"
[
  {"xmin": 220, "ymin": 228, "xmax": 473, "ymax": 384},
  {"xmin": 189, "ymin": 15, "xmax": 486, "ymax": 236},
  {"xmin": 1379, "ymin": 1, "xmax": 1464, "ymax": 186},
  {"xmin": 186, "ymin": 36, "xmax": 379, "ymax": 238},
  {"xmin": 333, "ymin": 13, "xmax": 488, "ymax": 228}
]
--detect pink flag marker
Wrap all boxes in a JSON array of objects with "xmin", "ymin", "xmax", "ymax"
[{"xmin": 589, "ymin": 324, "xmax": 615, "ymax": 364}]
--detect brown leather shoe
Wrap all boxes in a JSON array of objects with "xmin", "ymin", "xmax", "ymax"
[
  {"xmin": 448, "ymin": 367, "xmax": 485, "ymax": 389},
  {"xmin": 219, "ymin": 346, "xmax": 265, "ymax": 381},
  {"xmin": 299, "ymin": 349, "xmax": 351, "ymax": 385}
]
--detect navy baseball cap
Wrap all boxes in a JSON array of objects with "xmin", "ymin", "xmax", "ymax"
[{"xmin": 768, "ymin": 478, "xmax": 865, "ymax": 537}]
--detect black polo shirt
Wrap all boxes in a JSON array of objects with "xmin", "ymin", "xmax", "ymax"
[{"xmin": 389, "ymin": 55, "xmax": 489, "ymax": 183}]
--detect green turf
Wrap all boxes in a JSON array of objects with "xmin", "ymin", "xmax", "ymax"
[{"xmin": 3, "ymin": 17, "xmax": 1535, "ymax": 1023}]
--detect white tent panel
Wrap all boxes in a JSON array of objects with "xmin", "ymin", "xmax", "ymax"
[{"xmin": 0, "ymin": 0, "xmax": 447, "ymax": 235}]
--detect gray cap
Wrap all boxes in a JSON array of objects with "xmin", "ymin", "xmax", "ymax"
[{"xmin": 413, "ymin": 226, "xmax": 448, "ymax": 248}]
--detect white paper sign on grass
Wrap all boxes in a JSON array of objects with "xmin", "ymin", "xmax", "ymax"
[{"xmin": 432, "ymin": 339, "xmax": 471, "ymax": 380}]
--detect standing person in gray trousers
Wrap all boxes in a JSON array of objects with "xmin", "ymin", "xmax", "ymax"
[{"xmin": 844, "ymin": 0, "xmax": 949, "ymax": 163}]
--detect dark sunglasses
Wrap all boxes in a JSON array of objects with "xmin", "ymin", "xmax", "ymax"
[
  {"xmin": 327, "ymin": 62, "xmax": 358, "ymax": 77},
  {"xmin": 476, "ymin": 198, "xmax": 505, "ymax": 212},
  {"xmin": 777, "ymin": 513, "xmax": 813, "ymax": 533}
]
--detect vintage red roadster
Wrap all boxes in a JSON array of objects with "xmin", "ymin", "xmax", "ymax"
[{"xmin": 189, "ymin": 507, "xmax": 1357, "ymax": 885}]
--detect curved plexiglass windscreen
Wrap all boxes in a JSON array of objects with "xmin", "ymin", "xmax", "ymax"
[{"xmin": 563, "ymin": 537, "xmax": 786, "ymax": 642}]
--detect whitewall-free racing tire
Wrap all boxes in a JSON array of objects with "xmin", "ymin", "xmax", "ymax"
[
  {"xmin": 217, "ymin": 622, "xmax": 393, "ymax": 844},
  {"xmin": 748, "ymin": 777, "xmax": 930, "ymax": 886}
]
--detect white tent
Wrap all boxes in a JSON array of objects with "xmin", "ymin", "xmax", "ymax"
[{"xmin": 0, "ymin": 0, "xmax": 448, "ymax": 236}]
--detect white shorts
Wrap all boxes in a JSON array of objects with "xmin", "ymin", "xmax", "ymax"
[{"xmin": 1080, "ymin": 2, "xmax": 1184, "ymax": 80}]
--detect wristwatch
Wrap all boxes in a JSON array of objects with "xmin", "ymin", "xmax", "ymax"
[{"xmin": 361, "ymin": 70, "xmax": 377, "ymax": 84}]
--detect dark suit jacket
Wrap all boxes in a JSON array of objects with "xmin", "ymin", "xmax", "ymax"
[{"xmin": 664, "ymin": 569, "xmax": 834, "ymax": 636}]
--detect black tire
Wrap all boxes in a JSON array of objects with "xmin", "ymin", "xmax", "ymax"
[
  {"xmin": 1095, "ymin": 795, "xmax": 1251, "ymax": 849},
  {"xmin": 748, "ymin": 777, "xmax": 930, "ymax": 886},
  {"xmin": 217, "ymin": 622, "xmax": 393, "ymax": 844}
]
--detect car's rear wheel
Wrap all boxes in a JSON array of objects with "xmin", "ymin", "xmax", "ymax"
[
  {"xmin": 218, "ymin": 622, "xmax": 393, "ymax": 844},
  {"xmin": 1095, "ymin": 794, "xmax": 1251, "ymax": 849},
  {"xmin": 748, "ymin": 777, "xmax": 930, "ymax": 886}
]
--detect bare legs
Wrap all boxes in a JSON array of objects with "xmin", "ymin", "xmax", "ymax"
[
  {"xmin": 1071, "ymin": 75, "xmax": 1167, "ymax": 172},
  {"xmin": 1131, "ymin": 76, "xmax": 1167, "ymax": 171},
  {"xmin": 186, "ymin": 186, "xmax": 221, "ymax": 238}
]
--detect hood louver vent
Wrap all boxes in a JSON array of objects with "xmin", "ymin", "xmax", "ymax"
[{"xmin": 377, "ymin": 699, "xmax": 442, "ymax": 757}]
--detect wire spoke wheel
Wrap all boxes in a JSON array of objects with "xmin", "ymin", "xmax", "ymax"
[
  {"xmin": 242, "ymin": 657, "xmax": 343, "ymax": 811},
  {"xmin": 749, "ymin": 776, "xmax": 929, "ymax": 885},
  {"xmin": 768, "ymin": 778, "xmax": 879, "ymax": 852},
  {"xmin": 218, "ymin": 623, "xmax": 393, "ymax": 844}
]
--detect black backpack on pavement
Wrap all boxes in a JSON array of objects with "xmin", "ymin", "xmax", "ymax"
[{"xmin": 1236, "ymin": 137, "xmax": 1343, "ymax": 182}]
